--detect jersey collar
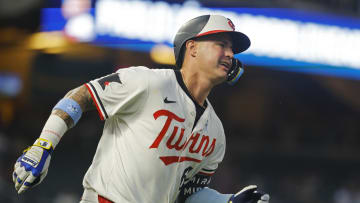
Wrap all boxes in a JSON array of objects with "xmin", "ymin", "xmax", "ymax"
[{"xmin": 174, "ymin": 70, "xmax": 208, "ymax": 110}]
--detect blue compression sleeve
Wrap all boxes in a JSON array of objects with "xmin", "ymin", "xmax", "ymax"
[
  {"xmin": 53, "ymin": 98, "xmax": 83, "ymax": 124},
  {"xmin": 185, "ymin": 187, "xmax": 232, "ymax": 203}
]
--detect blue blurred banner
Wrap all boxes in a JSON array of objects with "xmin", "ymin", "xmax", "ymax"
[{"xmin": 41, "ymin": 0, "xmax": 360, "ymax": 79}]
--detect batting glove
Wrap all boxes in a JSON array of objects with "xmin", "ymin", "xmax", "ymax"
[
  {"xmin": 12, "ymin": 138, "xmax": 53, "ymax": 194},
  {"xmin": 228, "ymin": 185, "xmax": 270, "ymax": 203}
]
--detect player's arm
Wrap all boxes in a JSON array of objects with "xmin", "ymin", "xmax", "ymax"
[
  {"xmin": 184, "ymin": 185, "xmax": 270, "ymax": 203},
  {"xmin": 53, "ymin": 85, "xmax": 95, "ymax": 128},
  {"xmin": 177, "ymin": 172, "xmax": 270, "ymax": 203},
  {"xmin": 12, "ymin": 84, "xmax": 94, "ymax": 194}
]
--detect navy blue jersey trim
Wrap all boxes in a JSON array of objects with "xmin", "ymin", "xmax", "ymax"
[
  {"xmin": 89, "ymin": 82, "xmax": 109, "ymax": 119},
  {"xmin": 201, "ymin": 168, "xmax": 216, "ymax": 172},
  {"xmin": 174, "ymin": 70, "xmax": 207, "ymax": 130},
  {"xmin": 176, "ymin": 173, "xmax": 212, "ymax": 203}
]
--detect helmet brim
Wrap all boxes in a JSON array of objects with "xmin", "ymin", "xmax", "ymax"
[{"xmin": 196, "ymin": 30, "xmax": 251, "ymax": 54}]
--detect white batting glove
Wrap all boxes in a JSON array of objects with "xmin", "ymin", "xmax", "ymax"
[
  {"xmin": 228, "ymin": 185, "xmax": 270, "ymax": 203},
  {"xmin": 12, "ymin": 138, "xmax": 53, "ymax": 194}
]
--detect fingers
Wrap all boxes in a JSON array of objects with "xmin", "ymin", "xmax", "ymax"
[
  {"xmin": 12, "ymin": 162, "xmax": 20, "ymax": 183},
  {"xmin": 232, "ymin": 185, "xmax": 270, "ymax": 203},
  {"xmin": 234, "ymin": 185, "xmax": 257, "ymax": 197},
  {"xmin": 12, "ymin": 146, "xmax": 52, "ymax": 195},
  {"xmin": 258, "ymin": 194, "xmax": 270, "ymax": 203},
  {"xmin": 18, "ymin": 184, "xmax": 29, "ymax": 194},
  {"xmin": 13, "ymin": 162, "xmax": 44, "ymax": 194},
  {"xmin": 12, "ymin": 171, "xmax": 17, "ymax": 183},
  {"xmin": 14, "ymin": 166, "xmax": 29, "ymax": 191},
  {"xmin": 18, "ymin": 174, "xmax": 37, "ymax": 194}
]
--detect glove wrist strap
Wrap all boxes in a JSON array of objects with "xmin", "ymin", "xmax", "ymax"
[
  {"xmin": 33, "ymin": 138, "xmax": 54, "ymax": 151},
  {"xmin": 228, "ymin": 194, "xmax": 236, "ymax": 203}
]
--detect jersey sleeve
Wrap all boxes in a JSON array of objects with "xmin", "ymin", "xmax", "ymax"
[{"xmin": 84, "ymin": 66, "xmax": 149, "ymax": 120}]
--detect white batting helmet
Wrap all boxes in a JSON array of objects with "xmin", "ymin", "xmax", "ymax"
[{"xmin": 173, "ymin": 14, "xmax": 251, "ymax": 68}]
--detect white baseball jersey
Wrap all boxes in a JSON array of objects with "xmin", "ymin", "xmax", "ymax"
[{"xmin": 83, "ymin": 66, "xmax": 226, "ymax": 203}]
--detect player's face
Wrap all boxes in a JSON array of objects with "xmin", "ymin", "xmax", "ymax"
[{"xmin": 195, "ymin": 33, "xmax": 234, "ymax": 83}]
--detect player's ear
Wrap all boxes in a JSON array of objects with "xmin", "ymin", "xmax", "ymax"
[{"xmin": 185, "ymin": 40, "xmax": 197, "ymax": 57}]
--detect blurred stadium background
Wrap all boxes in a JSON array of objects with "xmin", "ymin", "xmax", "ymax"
[{"xmin": 1, "ymin": 0, "xmax": 360, "ymax": 202}]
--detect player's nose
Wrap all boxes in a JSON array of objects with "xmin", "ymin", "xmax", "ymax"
[{"xmin": 225, "ymin": 47, "xmax": 234, "ymax": 59}]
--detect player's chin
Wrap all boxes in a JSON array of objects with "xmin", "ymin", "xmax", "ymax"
[
  {"xmin": 214, "ymin": 70, "xmax": 228, "ymax": 84},
  {"xmin": 219, "ymin": 64, "xmax": 230, "ymax": 73},
  {"xmin": 217, "ymin": 66, "xmax": 229, "ymax": 78}
]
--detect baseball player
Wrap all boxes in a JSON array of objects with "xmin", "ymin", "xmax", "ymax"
[{"xmin": 12, "ymin": 15, "xmax": 270, "ymax": 203}]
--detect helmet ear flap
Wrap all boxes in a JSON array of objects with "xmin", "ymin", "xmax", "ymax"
[{"xmin": 227, "ymin": 58, "xmax": 244, "ymax": 85}]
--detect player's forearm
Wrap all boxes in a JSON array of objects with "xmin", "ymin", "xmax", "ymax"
[
  {"xmin": 185, "ymin": 187, "xmax": 232, "ymax": 203},
  {"xmin": 12, "ymin": 85, "xmax": 95, "ymax": 194},
  {"xmin": 38, "ymin": 84, "xmax": 95, "ymax": 149},
  {"xmin": 52, "ymin": 85, "xmax": 95, "ymax": 129},
  {"xmin": 185, "ymin": 186, "xmax": 270, "ymax": 203}
]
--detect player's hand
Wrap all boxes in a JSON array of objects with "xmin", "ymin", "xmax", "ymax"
[
  {"xmin": 228, "ymin": 185, "xmax": 270, "ymax": 203},
  {"xmin": 12, "ymin": 138, "xmax": 53, "ymax": 194}
]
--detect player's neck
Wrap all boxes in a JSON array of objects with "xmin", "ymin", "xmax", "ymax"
[{"xmin": 180, "ymin": 68, "xmax": 213, "ymax": 107}]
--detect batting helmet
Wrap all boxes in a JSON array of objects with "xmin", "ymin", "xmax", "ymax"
[{"xmin": 173, "ymin": 15, "xmax": 251, "ymax": 68}]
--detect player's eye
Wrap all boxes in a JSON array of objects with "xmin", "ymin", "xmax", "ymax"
[{"xmin": 217, "ymin": 43, "xmax": 225, "ymax": 48}]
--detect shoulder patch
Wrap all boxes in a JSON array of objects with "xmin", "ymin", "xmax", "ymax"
[{"xmin": 98, "ymin": 73, "xmax": 122, "ymax": 90}]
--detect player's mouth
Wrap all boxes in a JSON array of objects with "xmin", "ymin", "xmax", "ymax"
[{"xmin": 219, "ymin": 61, "xmax": 231, "ymax": 72}]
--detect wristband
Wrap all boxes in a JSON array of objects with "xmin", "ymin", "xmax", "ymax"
[
  {"xmin": 40, "ymin": 115, "xmax": 68, "ymax": 149},
  {"xmin": 53, "ymin": 98, "xmax": 83, "ymax": 125},
  {"xmin": 227, "ymin": 59, "xmax": 244, "ymax": 86}
]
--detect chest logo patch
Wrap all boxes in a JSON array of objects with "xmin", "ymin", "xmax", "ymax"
[{"xmin": 150, "ymin": 109, "xmax": 216, "ymax": 166}]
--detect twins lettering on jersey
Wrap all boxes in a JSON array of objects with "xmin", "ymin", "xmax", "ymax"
[{"xmin": 149, "ymin": 109, "xmax": 216, "ymax": 166}]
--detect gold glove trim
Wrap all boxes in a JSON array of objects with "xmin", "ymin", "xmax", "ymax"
[{"xmin": 33, "ymin": 138, "xmax": 53, "ymax": 150}]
